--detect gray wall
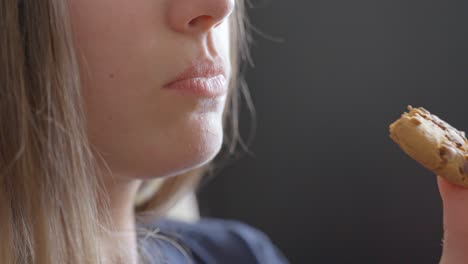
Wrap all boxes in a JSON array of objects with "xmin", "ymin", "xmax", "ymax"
[{"xmin": 198, "ymin": 1, "xmax": 468, "ymax": 263}]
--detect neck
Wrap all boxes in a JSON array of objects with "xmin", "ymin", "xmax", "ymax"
[{"xmin": 99, "ymin": 174, "xmax": 143, "ymax": 264}]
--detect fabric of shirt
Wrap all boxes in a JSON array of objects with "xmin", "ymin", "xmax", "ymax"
[{"xmin": 137, "ymin": 217, "xmax": 290, "ymax": 264}]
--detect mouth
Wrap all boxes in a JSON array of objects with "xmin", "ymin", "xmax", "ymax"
[{"xmin": 163, "ymin": 57, "xmax": 228, "ymax": 98}]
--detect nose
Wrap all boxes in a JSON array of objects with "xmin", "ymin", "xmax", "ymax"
[{"xmin": 166, "ymin": 0, "xmax": 235, "ymax": 34}]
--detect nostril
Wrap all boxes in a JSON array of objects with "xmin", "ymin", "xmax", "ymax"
[{"xmin": 188, "ymin": 15, "xmax": 215, "ymax": 27}]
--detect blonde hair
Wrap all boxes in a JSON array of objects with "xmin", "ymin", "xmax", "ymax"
[{"xmin": 0, "ymin": 0, "xmax": 251, "ymax": 263}]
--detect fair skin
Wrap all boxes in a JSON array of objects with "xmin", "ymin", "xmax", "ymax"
[
  {"xmin": 69, "ymin": 0, "xmax": 468, "ymax": 263},
  {"xmin": 438, "ymin": 177, "xmax": 468, "ymax": 264},
  {"xmin": 69, "ymin": 0, "xmax": 233, "ymax": 263}
]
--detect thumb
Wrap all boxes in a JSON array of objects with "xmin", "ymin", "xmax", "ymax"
[
  {"xmin": 437, "ymin": 176, "xmax": 468, "ymax": 263},
  {"xmin": 437, "ymin": 176, "xmax": 468, "ymax": 235}
]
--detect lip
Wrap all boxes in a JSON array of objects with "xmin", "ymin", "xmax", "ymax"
[{"xmin": 163, "ymin": 57, "xmax": 228, "ymax": 98}]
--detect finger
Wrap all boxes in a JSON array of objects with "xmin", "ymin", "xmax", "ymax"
[
  {"xmin": 437, "ymin": 176, "xmax": 468, "ymax": 199},
  {"xmin": 437, "ymin": 176, "xmax": 468, "ymax": 236},
  {"xmin": 438, "ymin": 176, "xmax": 468, "ymax": 263}
]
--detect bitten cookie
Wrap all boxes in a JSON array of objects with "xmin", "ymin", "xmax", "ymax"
[{"xmin": 389, "ymin": 106, "xmax": 468, "ymax": 187}]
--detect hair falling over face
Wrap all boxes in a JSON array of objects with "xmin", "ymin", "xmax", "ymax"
[{"xmin": 0, "ymin": 0, "xmax": 251, "ymax": 263}]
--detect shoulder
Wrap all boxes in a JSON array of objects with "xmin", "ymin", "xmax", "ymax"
[{"xmin": 139, "ymin": 217, "xmax": 289, "ymax": 264}]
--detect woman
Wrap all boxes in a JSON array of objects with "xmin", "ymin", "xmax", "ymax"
[
  {"xmin": 0, "ymin": 0, "xmax": 288, "ymax": 263},
  {"xmin": 1, "ymin": 1, "xmax": 467, "ymax": 264}
]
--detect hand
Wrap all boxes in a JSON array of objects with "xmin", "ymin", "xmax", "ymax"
[{"xmin": 437, "ymin": 176, "xmax": 468, "ymax": 264}]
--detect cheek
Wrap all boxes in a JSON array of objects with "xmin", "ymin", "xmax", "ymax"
[
  {"xmin": 215, "ymin": 22, "xmax": 231, "ymax": 59},
  {"xmin": 70, "ymin": 0, "xmax": 170, "ymax": 90}
]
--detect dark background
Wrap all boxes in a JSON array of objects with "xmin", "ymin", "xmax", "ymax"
[{"xmin": 198, "ymin": 1, "xmax": 468, "ymax": 263}]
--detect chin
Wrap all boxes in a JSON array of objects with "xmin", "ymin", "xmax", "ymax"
[
  {"xmin": 162, "ymin": 131, "xmax": 224, "ymax": 178},
  {"xmin": 125, "ymin": 119, "xmax": 224, "ymax": 180}
]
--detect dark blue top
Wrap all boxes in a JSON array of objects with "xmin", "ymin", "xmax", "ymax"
[{"xmin": 137, "ymin": 218, "xmax": 290, "ymax": 264}]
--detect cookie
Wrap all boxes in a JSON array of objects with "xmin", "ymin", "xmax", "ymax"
[{"xmin": 389, "ymin": 106, "xmax": 468, "ymax": 187}]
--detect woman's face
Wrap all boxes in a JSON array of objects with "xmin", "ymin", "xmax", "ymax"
[{"xmin": 69, "ymin": 0, "xmax": 234, "ymax": 179}]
